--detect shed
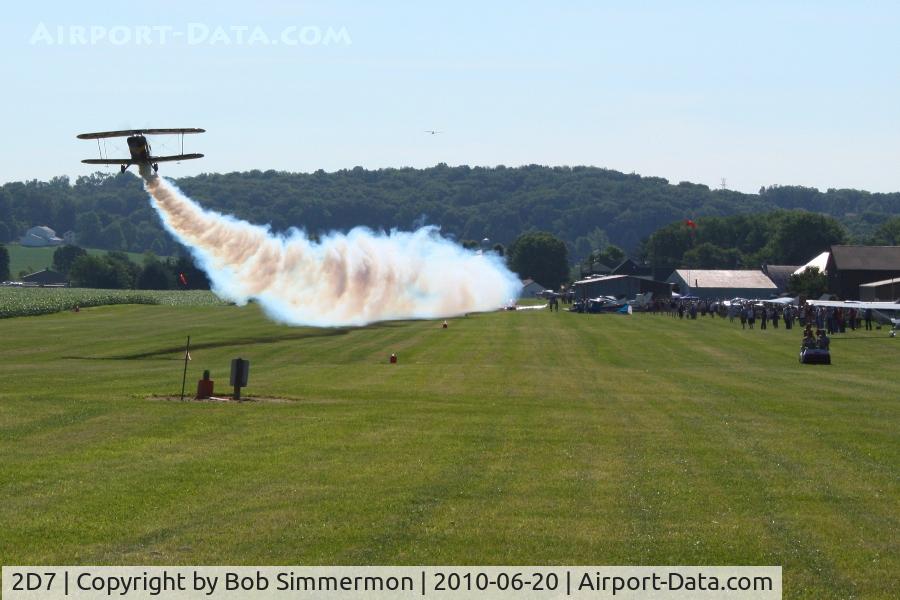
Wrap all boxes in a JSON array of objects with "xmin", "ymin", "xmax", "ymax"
[
  {"xmin": 859, "ymin": 277, "xmax": 900, "ymax": 302},
  {"xmin": 21, "ymin": 269, "xmax": 68, "ymax": 286}
]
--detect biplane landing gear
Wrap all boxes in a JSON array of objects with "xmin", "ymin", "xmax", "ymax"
[
  {"xmin": 153, "ymin": 163, "xmax": 159, "ymax": 173},
  {"xmin": 120, "ymin": 165, "xmax": 127, "ymax": 173}
]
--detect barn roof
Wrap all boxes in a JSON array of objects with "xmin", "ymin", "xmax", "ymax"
[
  {"xmin": 670, "ymin": 270, "xmax": 777, "ymax": 289},
  {"xmin": 829, "ymin": 245, "xmax": 900, "ymax": 271}
]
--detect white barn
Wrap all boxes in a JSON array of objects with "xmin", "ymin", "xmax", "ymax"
[{"xmin": 20, "ymin": 226, "xmax": 64, "ymax": 247}]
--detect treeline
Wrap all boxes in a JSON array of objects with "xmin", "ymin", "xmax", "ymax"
[
  {"xmin": 2, "ymin": 166, "xmax": 899, "ymax": 259},
  {"xmin": 50, "ymin": 245, "xmax": 210, "ymax": 290},
  {"xmin": 640, "ymin": 212, "xmax": 900, "ymax": 270}
]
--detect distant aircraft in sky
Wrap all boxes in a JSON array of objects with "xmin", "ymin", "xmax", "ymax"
[
  {"xmin": 425, "ymin": 130, "xmax": 442, "ymax": 135},
  {"xmin": 77, "ymin": 128, "xmax": 204, "ymax": 174}
]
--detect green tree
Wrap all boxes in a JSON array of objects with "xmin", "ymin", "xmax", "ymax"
[
  {"xmin": 0, "ymin": 244, "xmax": 9, "ymax": 281},
  {"xmin": 788, "ymin": 267, "xmax": 828, "ymax": 299},
  {"xmin": 137, "ymin": 260, "xmax": 174, "ymax": 289},
  {"xmin": 596, "ymin": 244, "xmax": 625, "ymax": 267},
  {"xmin": 100, "ymin": 221, "xmax": 127, "ymax": 251},
  {"xmin": 0, "ymin": 222, "xmax": 10, "ymax": 243},
  {"xmin": 682, "ymin": 242, "xmax": 742, "ymax": 268},
  {"xmin": 75, "ymin": 212, "xmax": 103, "ymax": 247},
  {"xmin": 507, "ymin": 231, "xmax": 569, "ymax": 290},
  {"xmin": 52, "ymin": 245, "xmax": 88, "ymax": 275},
  {"xmin": 69, "ymin": 253, "xmax": 138, "ymax": 289},
  {"xmin": 760, "ymin": 211, "xmax": 846, "ymax": 264},
  {"xmin": 870, "ymin": 216, "xmax": 900, "ymax": 245}
]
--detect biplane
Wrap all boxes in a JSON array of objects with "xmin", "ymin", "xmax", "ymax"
[{"xmin": 77, "ymin": 128, "xmax": 204, "ymax": 173}]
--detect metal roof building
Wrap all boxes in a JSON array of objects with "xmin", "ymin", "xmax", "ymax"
[
  {"xmin": 858, "ymin": 277, "xmax": 900, "ymax": 301},
  {"xmin": 667, "ymin": 269, "xmax": 777, "ymax": 299}
]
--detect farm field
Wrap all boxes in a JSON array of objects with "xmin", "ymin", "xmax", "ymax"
[
  {"xmin": 0, "ymin": 302, "xmax": 898, "ymax": 599},
  {"xmin": 0, "ymin": 287, "xmax": 226, "ymax": 318},
  {"xmin": 5, "ymin": 243, "xmax": 156, "ymax": 279}
]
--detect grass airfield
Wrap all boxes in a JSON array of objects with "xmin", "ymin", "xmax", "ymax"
[{"xmin": 1, "ymin": 301, "xmax": 898, "ymax": 599}]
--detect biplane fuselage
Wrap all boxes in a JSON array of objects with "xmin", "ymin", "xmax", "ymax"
[{"xmin": 126, "ymin": 135, "xmax": 152, "ymax": 164}]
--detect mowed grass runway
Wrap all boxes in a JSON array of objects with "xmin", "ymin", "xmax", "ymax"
[{"xmin": 1, "ymin": 303, "xmax": 897, "ymax": 598}]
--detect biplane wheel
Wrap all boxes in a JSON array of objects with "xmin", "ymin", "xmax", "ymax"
[
  {"xmin": 120, "ymin": 165, "xmax": 126, "ymax": 173},
  {"xmin": 153, "ymin": 163, "xmax": 159, "ymax": 173}
]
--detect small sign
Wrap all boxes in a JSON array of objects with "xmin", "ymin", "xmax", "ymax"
[{"xmin": 230, "ymin": 358, "xmax": 250, "ymax": 387}]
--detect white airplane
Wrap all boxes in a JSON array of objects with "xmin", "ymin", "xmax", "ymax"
[
  {"xmin": 628, "ymin": 291, "xmax": 654, "ymax": 309},
  {"xmin": 805, "ymin": 299, "xmax": 900, "ymax": 331}
]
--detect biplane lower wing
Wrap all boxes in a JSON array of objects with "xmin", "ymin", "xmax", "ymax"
[
  {"xmin": 151, "ymin": 153, "xmax": 204, "ymax": 162},
  {"xmin": 82, "ymin": 158, "xmax": 132, "ymax": 165}
]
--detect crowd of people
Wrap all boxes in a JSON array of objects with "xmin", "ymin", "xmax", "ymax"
[{"xmin": 646, "ymin": 298, "xmax": 875, "ymax": 334}]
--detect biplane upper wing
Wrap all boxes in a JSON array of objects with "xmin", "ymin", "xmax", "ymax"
[
  {"xmin": 77, "ymin": 128, "xmax": 205, "ymax": 140},
  {"xmin": 81, "ymin": 158, "xmax": 132, "ymax": 165},
  {"xmin": 150, "ymin": 153, "xmax": 204, "ymax": 162}
]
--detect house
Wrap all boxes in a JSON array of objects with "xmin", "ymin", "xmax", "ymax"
[
  {"xmin": 826, "ymin": 245, "xmax": 900, "ymax": 300},
  {"xmin": 762, "ymin": 264, "xmax": 801, "ymax": 294},
  {"xmin": 573, "ymin": 274, "xmax": 672, "ymax": 301},
  {"xmin": 859, "ymin": 277, "xmax": 900, "ymax": 302},
  {"xmin": 520, "ymin": 278, "xmax": 546, "ymax": 298},
  {"xmin": 21, "ymin": 269, "xmax": 68, "ymax": 286},
  {"xmin": 20, "ymin": 226, "xmax": 64, "ymax": 247},
  {"xmin": 667, "ymin": 269, "xmax": 777, "ymax": 299}
]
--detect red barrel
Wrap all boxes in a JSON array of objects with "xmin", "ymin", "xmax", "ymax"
[{"xmin": 196, "ymin": 378, "xmax": 214, "ymax": 399}]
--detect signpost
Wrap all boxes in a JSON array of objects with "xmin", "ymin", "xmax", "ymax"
[{"xmin": 180, "ymin": 336, "xmax": 191, "ymax": 401}]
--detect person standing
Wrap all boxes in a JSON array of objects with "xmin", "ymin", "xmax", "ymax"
[{"xmin": 865, "ymin": 307, "xmax": 873, "ymax": 331}]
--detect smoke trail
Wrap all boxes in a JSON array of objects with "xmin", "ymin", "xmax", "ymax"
[{"xmin": 142, "ymin": 170, "xmax": 522, "ymax": 327}]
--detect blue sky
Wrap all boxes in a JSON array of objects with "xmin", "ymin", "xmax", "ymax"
[{"xmin": 1, "ymin": 0, "xmax": 898, "ymax": 192}]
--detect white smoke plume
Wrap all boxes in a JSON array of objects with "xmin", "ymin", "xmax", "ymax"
[{"xmin": 142, "ymin": 170, "xmax": 522, "ymax": 327}]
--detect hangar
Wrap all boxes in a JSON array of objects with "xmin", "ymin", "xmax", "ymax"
[
  {"xmin": 666, "ymin": 269, "xmax": 777, "ymax": 299},
  {"xmin": 572, "ymin": 274, "xmax": 673, "ymax": 301}
]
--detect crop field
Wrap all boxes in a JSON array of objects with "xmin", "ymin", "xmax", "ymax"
[
  {"xmin": 1, "ymin": 302, "xmax": 898, "ymax": 599},
  {"xmin": 0, "ymin": 287, "xmax": 226, "ymax": 318}
]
